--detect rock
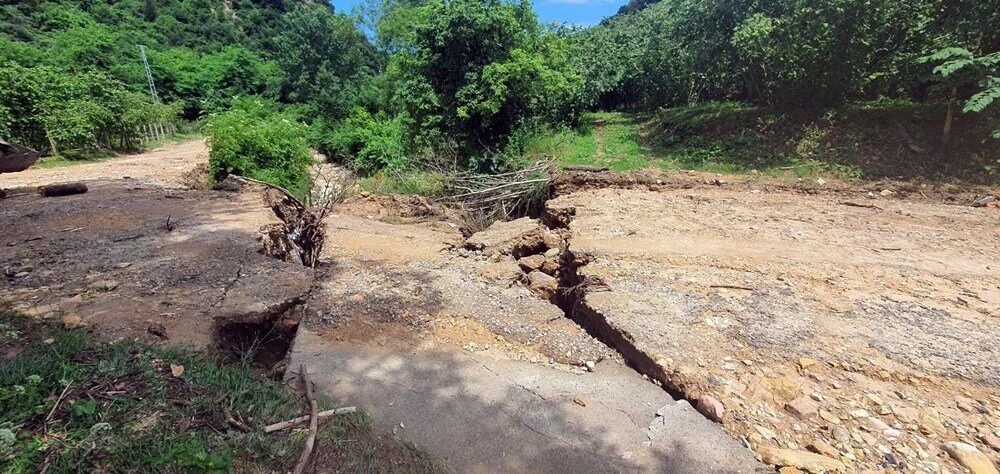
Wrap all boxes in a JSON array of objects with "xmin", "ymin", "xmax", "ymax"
[
  {"xmin": 864, "ymin": 393, "xmax": 884, "ymax": 407},
  {"xmin": 542, "ymin": 231, "xmax": 563, "ymax": 249},
  {"xmin": 91, "ymin": 280, "xmax": 119, "ymax": 291},
  {"xmin": 540, "ymin": 258, "xmax": 561, "ymax": 275},
  {"xmin": 527, "ymin": 271, "xmax": 558, "ymax": 301},
  {"xmin": 62, "ymin": 314, "xmax": 82, "ymax": 329},
  {"xmin": 832, "ymin": 426, "xmax": 850, "ymax": 444},
  {"xmin": 476, "ymin": 259, "xmax": 524, "ymax": 285},
  {"xmin": 819, "ymin": 409, "xmax": 842, "ymax": 425},
  {"xmin": 758, "ymin": 446, "xmax": 846, "ymax": 473},
  {"xmin": 971, "ymin": 195, "xmax": 997, "ymax": 208},
  {"xmin": 850, "ymin": 409, "xmax": 870, "ymax": 419},
  {"xmin": 940, "ymin": 442, "xmax": 999, "ymax": 474},
  {"xmin": 798, "ymin": 358, "xmax": 818, "ymax": 370},
  {"xmin": 786, "ymin": 396, "xmax": 820, "ymax": 418},
  {"xmin": 147, "ymin": 323, "xmax": 168, "ymax": 340},
  {"xmin": 755, "ymin": 425, "xmax": 779, "ymax": 440},
  {"xmin": 807, "ymin": 440, "xmax": 839, "ymax": 458},
  {"xmin": 585, "ymin": 360, "xmax": 596, "ymax": 372},
  {"xmin": 695, "ymin": 395, "xmax": 725, "ymax": 422},
  {"xmin": 517, "ymin": 254, "xmax": 546, "ymax": 271},
  {"xmin": 466, "ymin": 217, "xmax": 545, "ymax": 257},
  {"xmin": 543, "ymin": 247, "xmax": 560, "ymax": 258},
  {"xmin": 573, "ymin": 396, "xmax": 587, "ymax": 407},
  {"xmin": 980, "ymin": 434, "xmax": 1000, "ymax": 452},
  {"xmin": 919, "ymin": 408, "xmax": 947, "ymax": 435}
]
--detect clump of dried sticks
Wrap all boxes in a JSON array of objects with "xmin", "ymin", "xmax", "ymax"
[{"xmin": 436, "ymin": 160, "xmax": 551, "ymax": 223}]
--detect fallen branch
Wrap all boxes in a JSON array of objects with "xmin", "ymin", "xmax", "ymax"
[
  {"xmin": 45, "ymin": 381, "xmax": 73, "ymax": 423},
  {"xmin": 39, "ymin": 182, "xmax": 88, "ymax": 197},
  {"xmin": 293, "ymin": 364, "xmax": 318, "ymax": 474},
  {"xmin": 222, "ymin": 404, "xmax": 251, "ymax": 432},
  {"xmin": 562, "ymin": 165, "xmax": 609, "ymax": 172},
  {"xmin": 709, "ymin": 285, "xmax": 755, "ymax": 292},
  {"xmin": 264, "ymin": 407, "xmax": 357, "ymax": 433},
  {"xmin": 838, "ymin": 201, "xmax": 882, "ymax": 210}
]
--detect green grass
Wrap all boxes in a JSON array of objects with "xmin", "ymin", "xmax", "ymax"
[
  {"xmin": 0, "ymin": 306, "xmax": 435, "ymax": 473},
  {"xmin": 357, "ymin": 170, "xmax": 450, "ymax": 197},
  {"xmin": 525, "ymin": 102, "xmax": 1000, "ymax": 183},
  {"xmin": 524, "ymin": 112, "xmax": 653, "ymax": 172}
]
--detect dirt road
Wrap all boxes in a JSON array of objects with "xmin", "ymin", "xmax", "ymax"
[
  {"xmin": 0, "ymin": 139, "xmax": 207, "ymax": 189},
  {"xmin": 3, "ymin": 143, "xmax": 999, "ymax": 472}
]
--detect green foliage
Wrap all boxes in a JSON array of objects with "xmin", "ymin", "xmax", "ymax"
[
  {"xmin": 571, "ymin": 0, "xmax": 1000, "ymax": 110},
  {"xmin": 920, "ymin": 48, "xmax": 1000, "ymax": 136},
  {"xmin": 383, "ymin": 0, "xmax": 585, "ymax": 162},
  {"xmin": 325, "ymin": 108, "xmax": 409, "ymax": 175},
  {"xmin": 0, "ymin": 63, "xmax": 176, "ymax": 154},
  {"xmin": 204, "ymin": 98, "xmax": 313, "ymax": 199}
]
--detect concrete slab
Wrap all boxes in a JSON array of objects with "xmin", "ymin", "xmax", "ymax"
[{"xmin": 288, "ymin": 327, "xmax": 765, "ymax": 473}]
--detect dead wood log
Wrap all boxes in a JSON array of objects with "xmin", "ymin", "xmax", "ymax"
[
  {"xmin": 562, "ymin": 165, "xmax": 610, "ymax": 172},
  {"xmin": 264, "ymin": 407, "xmax": 357, "ymax": 433},
  {"xmin": 293, "ymin": 364, "xmax": 318, "ymax": 474},
  {"xmin": 39, "ymin": 182, "xmax": 88, "ymax": 197}
]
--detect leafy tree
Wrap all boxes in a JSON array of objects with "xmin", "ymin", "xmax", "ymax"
[
  {"xmin": 919, "ymin": 47, "xmax": 1000, "ymax": 143},
  {"xmin": 273, "ymin": 4, "xmax": 378, "ymax": 121},
  {"xmin": 384, "ymin": 0, "xmax": 584, "ymax": 164}
]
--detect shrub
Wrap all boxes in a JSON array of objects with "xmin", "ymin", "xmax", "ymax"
[
  {"xmin": 325, "ymin": 108, "xmax": 409, "ymax": 175},
  {"xmin": 204, "ymin": 99, "xmax": 313, "ymax": 199}
]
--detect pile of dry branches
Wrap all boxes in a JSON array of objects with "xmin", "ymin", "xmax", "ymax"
[{"xmin": 436, "ymin": 161, "xmax": 551, "ymax": 223}]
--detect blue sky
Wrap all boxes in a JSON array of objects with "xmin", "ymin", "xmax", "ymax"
[{"xmin": 328, "ymin": 0, "xmax": 628, "ymax": 28}]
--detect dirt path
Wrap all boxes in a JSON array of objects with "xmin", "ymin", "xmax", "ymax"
[{"xmin": 0, "ymin": 139, "xmax": 207, "ymax": 189}]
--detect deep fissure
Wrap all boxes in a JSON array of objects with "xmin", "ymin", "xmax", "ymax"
[{"xmin": 540, "ymin": 205, "xmax": 692, "ymax": 402}]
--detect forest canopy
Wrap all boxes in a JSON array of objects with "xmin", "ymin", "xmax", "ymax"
[{"xmin": 1, "ymin": 0, "xmax": 997, "ymax": 181}]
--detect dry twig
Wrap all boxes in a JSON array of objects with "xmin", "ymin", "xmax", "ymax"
[
  {"xmin": 264, "ymin": 407, "xmax": 357, "ymax": 433},
  {"xmin": 293, "ymin": 364, "xmax": 318, "ymax": 474}
]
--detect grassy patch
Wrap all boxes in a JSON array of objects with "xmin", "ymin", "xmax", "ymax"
[
  {"xmin": 523, "ymin": 112, "xmax": 654, "ymax": 172},
  {"xmin": 0, "ymin": 307, "xmax": 436, "ymax": 473},
  {"xmin": 357, "ymin": 170, "xmax": 450, "ymax": 197},
  {"xmin": 529, "ymin": 102, "xmax": 997, "ymax": 184}
]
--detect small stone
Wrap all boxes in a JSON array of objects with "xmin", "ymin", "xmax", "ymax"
[
  {"xmin": 585, "ymin": 361, "xmax": 596, "ymax": 372},
  {"xmin": 832, "ymin": 426, "xmax": 851, "ymax": 444},
  {"xmin": 62, "ymin": 314, "xmax": 82, "ymax": 329},
  {"xmin": 807, "ymin": 440, "xmax": 839, "ymax": 458},
  {"xmin": 883, "ymin": 428, "xmax": 902, "ymax": 439},
  {"xmin": 850, "ymin": 409, "xmax": 870, "ymax": 419},
  {"xmin": 798, "ymin": 358, "xmax": 818, "ymax": 370},
  {"xmin": 543, "ymin": 248, "xmax": 560, "ymax": 258},
  {"xmin": 757, "ymin": 447, "xmax": 846, "ymax": 473},
  {"xmin": 696, "ymin": 395, "xmax": 725, "ymax": 422},
  {"xmin": 864, "ymin": 393, "xmax": 884, "ymax": 406},
  {"xmin": 979, "ymin": 434, "xmax": 1000, "ymax": 452},
  {"xmin": 786, "ymin": 396, "xmax": 820, "ymax": 419},
  {"xmin": 42, "ymin": 338, "xmax": 55, "ymax": 345},
  {"xmin": 526, "ymin": 271, "xmax": 558, "ymax": 301},
  {"xmin": 880, "ymin": 189, "xmax": 894, "ymax": 197},
  {"xmin": 518, "ymin": 254, "xmax": 546, "ymax": 271},
  {"xmin": 573, "ymin": 397, "xmax": 587, "ymax": 407},
  {"xmin": 91, "ymin": 280, "xmax": 119, "ymax": 291},
  {"xmin": 819, "ymin": 409, "xmax": 842, "ymax": 425},
  {"xmin": 940, "ymin": 442, "xmax": 999, "ymax": 474},
  {"xmin": 755, "ymin": 425, "xmax": 779, "ymax": 440}
]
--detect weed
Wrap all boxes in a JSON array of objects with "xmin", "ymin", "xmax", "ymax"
[{"xmin": 0, "ymin": 309, "xmax": 436, "ymax": 472}]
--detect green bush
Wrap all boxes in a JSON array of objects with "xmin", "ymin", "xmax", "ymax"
[
  {"xmin": 0, "ymin": 63, "xmax": 177, "ymax": 155},
  {"xmin": 324, "ymin": 108, "xmax": 409, "ymax": 175},
  {"xmin": 204, "ymin": 99, "xmax": 313, "ymax": 199}
]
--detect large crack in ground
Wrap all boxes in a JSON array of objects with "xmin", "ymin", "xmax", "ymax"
[{"xmin": 539, "ymin": 205, "xmax": 696, "ymax": 404}]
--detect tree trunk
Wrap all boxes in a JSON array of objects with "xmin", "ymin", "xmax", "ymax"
[{"xmin": 942, "ymin": 86, "xmax": 957, "ymax": 148}]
